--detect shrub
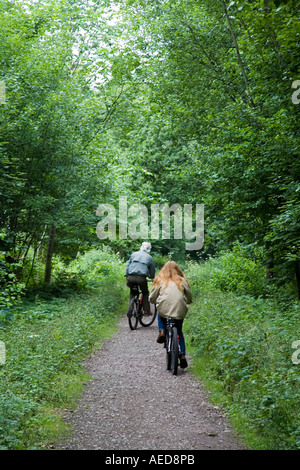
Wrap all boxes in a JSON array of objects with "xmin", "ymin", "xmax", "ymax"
[
  {"xmin": 52, "ymin": 247, "xmax": 124, "ymax": 287},
  {"xmin": 152, "ymin": 254, "xmax": 170, "ymax": 270},
  {"xmin": 208, "ymin": 248, "xmax": 269, "ymax": 298}
]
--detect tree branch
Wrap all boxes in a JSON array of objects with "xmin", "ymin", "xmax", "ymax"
[
  {"xmin": 83, "ymin": 85, "xmax": 124, "ymax": 149},
  {"xmin": 181, "ymin": 21, "xmax": 241, "ymax": 104},
  {"xmin": 220, "ymin": 0, "xmax": 256, "ymax": 109}
]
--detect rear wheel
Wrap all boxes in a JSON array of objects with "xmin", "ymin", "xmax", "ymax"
[
  {"xmin": 139, "ymin": 303, "xmax": 157, "ymax": 327},
  {"xmin": 128, "ymin": 298, "xmax": 139, "ymax": 330},
  {"xmin": 170, "ymin": 327, "xmax": 179, "ymax": 375},
  {"xmin": 166, "ymin": 331, "xmax": 171, "ymax": 370}
]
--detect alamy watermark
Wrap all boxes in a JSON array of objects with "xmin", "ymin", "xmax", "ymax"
[
  {"xmin": 292, "ymin": 340, "xmax": 300, "ymax": 365},
  {"xmin": 0, "ymin": 341, "xmax": 5, "ymax": 365},
  {"xmin": 96, "ymin": 196, "xmax": 204, "ymax": 250},
  {"xmin": 292, "ymin": 80, "xmax": 300, "ymax": 104},
  {"xmin": 0, "ymin": 81, "xmax": 5, "ymax": 104}
]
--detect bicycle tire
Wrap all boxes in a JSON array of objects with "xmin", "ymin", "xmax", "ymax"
[
  {"xmin": 128, "ymin": 298, "xmax": 139, "ymax": 330},
  {"xmin": 170, "ymin": 326, "xmax": 179, "ymax": 375},
  {"xmin": 166, "ymin": 332, "xmax": 171, "ymax": 371},
  {"xmin": 139, "ymin": 303, "xmax": 157, "ymax": 327}
]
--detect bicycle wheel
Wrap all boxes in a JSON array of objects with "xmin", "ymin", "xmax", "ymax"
[
  {"xmin": 128, "ymin": 298, "xmax": 139, "ymax": 330},
  {"xmin": 170, "ymin": 326, "xmax": 179, "ymax": 375},
  {"xmin": 139, "ymin": 303, "xmax": 157, "ymax": 327}
]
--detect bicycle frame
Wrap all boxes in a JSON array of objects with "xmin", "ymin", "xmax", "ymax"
[
  {"xmin": 127, "ymin": 282, "xmax": 157, "ymax": 330},
  {"xmin": 131, "ymin": 284, "xmax": 141, "ymax": 302},
  {"xmin": 130, "ymin": 284, "xmax": 144, "ymax": 313}
]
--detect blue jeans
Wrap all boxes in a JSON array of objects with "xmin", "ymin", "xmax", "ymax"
[{"xmin": 157, "ymin": 314, "xmax": 186, "ymax": 355}]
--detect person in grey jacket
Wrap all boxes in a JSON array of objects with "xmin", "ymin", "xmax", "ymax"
[{"xmin": 125, "ymin": 242, "xmax": 155, "ymax": 314}]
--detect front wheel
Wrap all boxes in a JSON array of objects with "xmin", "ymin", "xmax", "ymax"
[
  {"xmin": 128, "ymin": 298, "xmax": 139, "ymax": 330},
  {"xmin": 139, "ymin": 303, "xmax": 157, "ymax": 327}
]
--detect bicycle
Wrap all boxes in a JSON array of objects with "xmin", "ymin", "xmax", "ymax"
[
  {"xmin": 127, "ymin": 282, "xmax": 157, "ymax": 330},
  {"xmin": 165, "ymin": 318, "xmax": 181, "ymax": 375}
]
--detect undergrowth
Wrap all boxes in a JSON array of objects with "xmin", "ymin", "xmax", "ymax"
[
  {"xmin": 184, "ymin": 252, "xmax": 300, "ymax": 450},
  {"xmin": 0, "ymin": 248, "xmax": 128, "ymax": 450}
]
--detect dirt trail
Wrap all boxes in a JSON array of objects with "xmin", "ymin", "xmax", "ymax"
[{"xmin": 56, "ymin": 315, "xmax": 245, "ymax": 450}]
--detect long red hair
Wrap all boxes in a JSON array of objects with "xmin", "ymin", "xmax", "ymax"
[{"xmin": 152, "ymin": 261, "xmax": 190, "ymax": 290}]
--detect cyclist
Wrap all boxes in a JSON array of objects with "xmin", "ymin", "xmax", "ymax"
[
  {"xmin": 149, "ymin": 261, "xmax": 192, "ymax": 368},
  {"xmin": 125, "ymin": 242, "xmax": 155, "ymax": 315}
]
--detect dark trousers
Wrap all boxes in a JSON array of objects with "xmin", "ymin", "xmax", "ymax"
[{"xmin": 126, "ymin": 274, "xmax": 150, "ymax": 313}]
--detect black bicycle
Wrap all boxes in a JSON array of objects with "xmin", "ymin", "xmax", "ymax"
[
  {"xmin": 127, "ymin": 283, "xmax": 157, "ymax": 330},
  {"xmin": 165, "ymin": 318, "xmax": 182, "ymax": 375}
]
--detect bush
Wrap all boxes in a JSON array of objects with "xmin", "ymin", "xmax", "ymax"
[
  {"xmin": 152, "ymin": 254, "xmax": 170, "ymax": 270},
  {"xmin": 52, "ymin": 247, "xmax": 124, "ymax": 287},
  {"xmin": 207, "ymin": 248, "xmax": 269, "ymax": 298}
]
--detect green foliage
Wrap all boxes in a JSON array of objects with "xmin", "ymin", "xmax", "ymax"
[
  {"xmin": 0, "ymin": 0, "xmax": 129, "ymax": 288},
  {"xmin": 152, "ymin": 254, "xmax": 171, "ymax": 270},
  {"xmin": 114, "ymin": 0, "xmax": 300, "ymax": 286},
  {"xmin": 0, "ymin": 393, "xmax": 37, "ymax": 450},
  {"xmin": 51, "ymin": 247, "xmax": 125, "ymax": 288},
  {"xmin": 207, "ymin": 247, "xmax": 270, "ymax": 298},
  {"xmin": 185, "ymin": 258, "xmax": 300, "ymax": 449}
]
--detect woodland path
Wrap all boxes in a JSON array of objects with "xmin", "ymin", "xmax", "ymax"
[{"xmin": 56, "ymin": 314, "xmax": 245, "ymax": 451}]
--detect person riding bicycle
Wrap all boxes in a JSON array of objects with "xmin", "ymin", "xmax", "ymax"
[
  {"xmin": 125, "ymin": 242, "xmax": 155, "ymax": 315},
  {"xmin": 149, "ymin": 261, "xmax": 192, "ymax": 368}
]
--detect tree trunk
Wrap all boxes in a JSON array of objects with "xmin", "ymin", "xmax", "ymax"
[
  {"xmin": 44, "ymin": 224, "xmax": 56, "ymax": 284},
  {"xmin": 25, "ymin": 246, "xmax": 38, "ymax": 288}
]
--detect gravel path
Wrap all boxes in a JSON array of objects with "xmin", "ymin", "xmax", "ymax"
[{"xmin": 56, "ymin": 315, "xmax": 245, "ymax": 450}]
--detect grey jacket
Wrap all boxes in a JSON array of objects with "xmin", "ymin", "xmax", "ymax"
[{"xmin": 125, "ymin": 250, "xmax": 155, "ymax": 279}]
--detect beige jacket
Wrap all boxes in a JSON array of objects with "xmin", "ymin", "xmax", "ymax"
[{"xmin": 149, "ymin": 278, "xmax": 192, "ymax": 320}]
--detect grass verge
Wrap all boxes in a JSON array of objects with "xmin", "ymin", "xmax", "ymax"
[
  {"xmin": 184, "ymin": 258, "xmax": 300, "ymax": 450},
  {"xmin": 186, "ymin": 342, "xmax": 270, "ymax": 450}
]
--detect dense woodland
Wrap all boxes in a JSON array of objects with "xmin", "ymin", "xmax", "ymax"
[
  {"xmin": 1, "ymin": 0, "xmax": 299, "ymax": 298},
  {"xmin": 0, "ymin": 0, "xmax": 299, "ymax": 450}
]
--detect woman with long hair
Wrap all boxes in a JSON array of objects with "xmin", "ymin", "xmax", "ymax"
[{"xmin": 149, "ymin": 261, "xmax": 192, "ymax": 368}]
